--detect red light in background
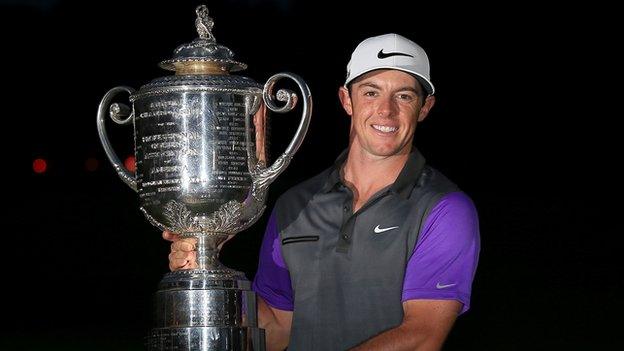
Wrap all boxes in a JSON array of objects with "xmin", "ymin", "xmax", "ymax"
[
  {"xmin": 124, "ymin": 155, "xmax": 136, "ymax": 173},
  {"xmin": 33, "ymin": 158, "xmax": 47, "ymax": 174},
  {"xmin": 85, "ymin": 157, "xmax": 99, "ymax": 172}
]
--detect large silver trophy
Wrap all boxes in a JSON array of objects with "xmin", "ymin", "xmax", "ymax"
[{"xmin": 97, "ymin": 5, "xmax": 311, "ymax": 350}]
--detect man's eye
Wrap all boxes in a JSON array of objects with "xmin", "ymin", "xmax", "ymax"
[
  {"xmin": 397, "ymin": 94, "xmax": 414, "ymax": 101},
  {"xmin": 364, "ymin": 91, "xmax": 377, "ymax": 97}
]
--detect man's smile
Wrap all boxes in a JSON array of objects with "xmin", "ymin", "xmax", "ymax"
[{"xmin": 371, "ymin": 124, "xmax": 398, "ymax": 133}]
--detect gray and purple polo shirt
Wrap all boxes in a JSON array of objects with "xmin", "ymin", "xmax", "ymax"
[{"xmin": 253, "ymin": 149, "xmax": 480, "ymax": 350}]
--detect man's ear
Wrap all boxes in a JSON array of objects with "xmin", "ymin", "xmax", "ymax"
[
  {"xmin": 338, "ymin": 86, "xmax": 353, "ymax": 116},
  {"xmin": 417, "ymin": 95, "xmax": 436, "ymax": 122}
]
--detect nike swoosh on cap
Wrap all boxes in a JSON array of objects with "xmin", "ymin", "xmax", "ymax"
[
  {"xmin": 374, "ymin": 225, "xmax": 399, "ymax": 233},
  {"xmin": 377, "ymin": 49, "xmax": 414, "ymax": 59}
]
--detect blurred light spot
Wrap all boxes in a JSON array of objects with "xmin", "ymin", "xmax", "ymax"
[
  {"xmin": 33, "ymin": 158, "xmax": 47, "ymax": 173},
  {"xmin": 85, "ymin": 157, "xmax": 99, "ymax": 172},
  {"xmin": 124, "ymin": 155, "xmax": 136, "ymax": 173}
]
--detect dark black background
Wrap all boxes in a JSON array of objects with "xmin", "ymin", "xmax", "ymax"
[{"xmin": 2, "ymin": 0, "xmax": 620, "ymax": 349}]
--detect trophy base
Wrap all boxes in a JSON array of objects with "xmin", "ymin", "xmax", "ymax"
[
  {"xmin": 149, "ymin": 268, "xmax": 266, "ymax": 351},
  {"xmin": 147, "ymin": 326, "xmax": 265, "ymax": 351}
]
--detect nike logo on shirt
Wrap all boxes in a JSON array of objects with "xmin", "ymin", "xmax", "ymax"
[
  {"xmin": 436, "ymin": 282, "xmax": 457, "ymax": 289},
  {"xmin": 374, "ymin": 225, "xmax": 399, "ymax": 233}
]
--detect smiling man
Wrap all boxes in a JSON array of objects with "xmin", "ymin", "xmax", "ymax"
[{"xmin": 168, "ymin": 33, "xmax": 481, "ymax": 351}]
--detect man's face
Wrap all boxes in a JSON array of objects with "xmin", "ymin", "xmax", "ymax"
[{"xmin": 339, "ymin": 69, "xmax": 434, "ymax": 158}]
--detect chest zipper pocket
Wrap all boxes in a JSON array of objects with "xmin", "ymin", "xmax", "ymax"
[{"xmin": 282, "ymin": 235, "xmax": 320, "ymax": 245}]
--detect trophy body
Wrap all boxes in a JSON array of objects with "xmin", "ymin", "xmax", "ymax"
[
  {"xmin": 97, "ymin": 6, "xmax": 311, "ymax": 350},
  {"xmin": 132, "ymin": 76, "xmax": 268, "ymax": 239}
]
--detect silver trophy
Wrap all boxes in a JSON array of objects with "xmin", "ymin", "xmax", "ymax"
[{"xmin": 96, "ymin": 5, "xmax": 311, "ymax": 350}]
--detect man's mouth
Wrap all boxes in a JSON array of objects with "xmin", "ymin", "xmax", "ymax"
[{"xmin": 372, "ymin": 124, "xmax": 398, "ymax": 133}]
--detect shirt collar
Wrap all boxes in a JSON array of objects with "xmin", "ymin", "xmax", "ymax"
[
  {"xmin": 390, "ymin": 148, "xmax": 426, "ymax": 199},
  {"xmin": 320, "ymin": 149, "xmax": 348, "ymax": 193},
  {"xmin": 320, "ymin": 147, "xmax": 426, "ymax": 199}
]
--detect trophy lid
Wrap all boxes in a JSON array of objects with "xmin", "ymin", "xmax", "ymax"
[{"xmin": 159, "ymin": 5, "xmax": 247, "ymax": 75}]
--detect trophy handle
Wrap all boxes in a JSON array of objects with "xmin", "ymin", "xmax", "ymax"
[
  {"xmin": 257, "ymin": 72, "xmax": 312, "ymax": 186},
  {"xmin": 96, "ymin": 86, "xmax": 138, "ymax": 192}
]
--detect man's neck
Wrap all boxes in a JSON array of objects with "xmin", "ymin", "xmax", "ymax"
[{"xmin": 342, "ymin": 146, "xmax": 410, "ymax": 212}]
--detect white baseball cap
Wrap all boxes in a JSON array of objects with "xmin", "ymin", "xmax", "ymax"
[{"xmin": 345, "ymin": 33, "xmax": 435, "ymax": 95}]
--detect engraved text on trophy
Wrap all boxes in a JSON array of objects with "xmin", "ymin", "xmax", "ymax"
[{"xmin": 134, "ymin": 93, "xmax": 254, "ymax": 228}]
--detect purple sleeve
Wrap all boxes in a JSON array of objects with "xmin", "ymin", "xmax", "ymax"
[
  {"xmin": 402, "ymin": 192, "xmax": 480, "ymax": 314},
  {"xmin": 252, "ymin": 209, "xmax": 294, "ymax": 311}
]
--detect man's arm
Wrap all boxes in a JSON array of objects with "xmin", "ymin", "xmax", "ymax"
[
  {"xmin": 351, "ymin": 192, "xmax": 479, "ymax": 350},
  {"xmin": 349, "ymin": 299, "xmax": 461, "ymax": 351},
  {"xmin": 252, "ymin": 209, "xmax": 295, "ymax": 351},
  {"xmin": 258, "ymin": 296, "xmax": 293, "ymax": 351}
]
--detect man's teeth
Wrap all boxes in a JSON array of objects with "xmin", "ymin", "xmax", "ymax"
[{"xmin": 372, "ymin": 125, "xmax": 398, "ymax": 133}]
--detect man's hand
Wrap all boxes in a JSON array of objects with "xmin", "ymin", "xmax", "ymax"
[
  {"xmin": 163, "ymin": 230, "xmax": 236, "ymax": 271},
  {"xmin": 163, "ymin": 230, "xmax": 198, "ymax": 271}
]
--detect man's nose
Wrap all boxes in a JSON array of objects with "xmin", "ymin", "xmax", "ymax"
[{"xmin": 376, "ymin": 96, "xmax": 398, "ymax": 118}]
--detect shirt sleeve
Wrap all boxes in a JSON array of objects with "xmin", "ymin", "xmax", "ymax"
[
  {"xmin": 402, "ymin": 191, "xmax": 480, "ymax": 314},
  {"xmin": 252, "ymin": 208, "xmax": 294, "ymax": 311}
]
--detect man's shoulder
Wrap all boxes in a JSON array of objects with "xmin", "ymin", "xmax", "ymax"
[
  {"xmin": 270, "ymin": 164, "xmax": 336, "ymax": 231},
  {"xmin": 414, "ymin": 165, "xmax": 460, "ymax": 197}
]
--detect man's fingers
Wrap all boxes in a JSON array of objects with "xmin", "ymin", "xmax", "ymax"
[
  {"xmin": 168, "ymin": 251, "xmax": 197, "ymax": 271},
  {"xmin": 183, "ymin": 259, "xmax": 198, "ymax": 270},
  {"xmin": 171, "ymin": 251, "xmax": 190, "ymax": 259},
  {"xmin": 166, "ymin": 234, "xmax": 198, "ymax": 271},
  {"xmin": 171, "ymin": 238, "xmax": 197, "ymax": 252},
  {"xmin": 162, "ymin": 230, "xmax": 179, "ymax": 242},
  {"xmin": 168, "ymin": 257, "xmax": 186, "ymax": 271}
]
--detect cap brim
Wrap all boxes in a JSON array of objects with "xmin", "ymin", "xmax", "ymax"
[{"xmin": 345, "ymin": 66, "xmax": 435, "ymax": 95}]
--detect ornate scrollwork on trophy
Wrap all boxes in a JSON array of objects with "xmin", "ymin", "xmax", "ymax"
[
  {"xmin": 162, "ymin": 200, "xmax": 242, "ymax": 234},
  {"xmin": 163, "ymin": 200, "xmax": 244, "ymax": 234},
  {"xmin": 159, "ymin": 198, "xmax": 268, "ymax": 235},
  {"xmin": 250, "ymin": 155, "xmax": 292, "ymax": 201}
]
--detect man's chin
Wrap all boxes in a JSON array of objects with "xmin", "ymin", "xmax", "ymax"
[{"xmin": 367, "ymin": 147, "xmax": 405, "ymax": 158}]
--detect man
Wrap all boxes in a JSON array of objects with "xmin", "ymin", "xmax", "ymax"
[{"xmin": 166, "ymin": 33, "xmax": 480, "ymax": 350}]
